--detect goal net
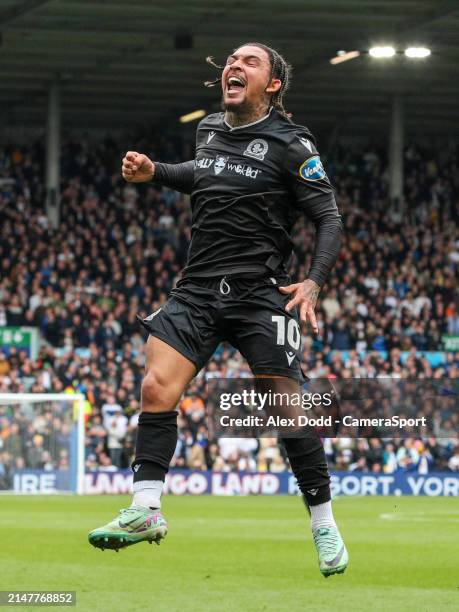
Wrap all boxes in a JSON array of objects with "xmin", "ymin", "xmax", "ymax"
[{"xmin": 0, "ymin": 393, "xmax": 85, "ymax": 494}]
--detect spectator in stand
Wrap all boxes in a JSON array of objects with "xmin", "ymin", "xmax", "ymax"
[
  {"xmin": 98, "ymin": 452, "xmax": 117, "ymax": 472},
  {"xmin": 101, "ymin": 394, "xmax": 123, "ymax": 428},
  {"xmin": 383, "ymin": 443, "xmax": 398, "ymax": 473},
  {"xmin": 396, "ymin": 439, "xmax": 420, "ymax": 471},
  {"xmin": 448, "ymin": 446, "xmax": 459, "ymax": 471},
  {"xmin": 106, "ymin": 408, "xmax": 128, "ymax": 468},
  {"xmin": 86, "ymin": 414, "xmax": 107, "ymax": 455},
  {"xmin": 26, "ymin": 434, "xmax": 46, "ymax": 469}
]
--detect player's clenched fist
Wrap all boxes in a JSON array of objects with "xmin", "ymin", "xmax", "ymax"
[{"xmin": 122, "ymin": 151, "xmax": 155, "ymax": 182}]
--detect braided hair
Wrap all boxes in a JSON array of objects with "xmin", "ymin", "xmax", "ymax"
[{"xmin": 204, "ymin": 42, "xmax": 292, "ymax": 119}]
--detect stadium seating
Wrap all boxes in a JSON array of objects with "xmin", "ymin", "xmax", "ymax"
[{"xmin": 0, "ymin": 137, "xmax": 457, "ymax": 475}]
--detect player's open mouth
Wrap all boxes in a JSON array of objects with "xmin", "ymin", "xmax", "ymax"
[{"xmin": 227, "ymin": 75, "xmax": 246, "ymax": 94}]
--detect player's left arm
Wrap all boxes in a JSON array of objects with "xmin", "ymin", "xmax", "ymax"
[{"xmin": 279, "ymin": 134, "xmax": 343, "ymax": 333}]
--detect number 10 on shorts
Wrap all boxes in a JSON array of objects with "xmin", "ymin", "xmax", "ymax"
[{"xmin": 271, "ymin": 316, "xmax": 300, "ymax": 350}]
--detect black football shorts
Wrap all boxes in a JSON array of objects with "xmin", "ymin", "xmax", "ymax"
[{"xmin": 138, "ymin": 274, "xmax": 304, "ymax": 381}]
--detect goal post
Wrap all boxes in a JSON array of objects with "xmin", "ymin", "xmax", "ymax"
[{"xmin": 0, "ymin": 393, "xmax": 85, "ymax": 494}]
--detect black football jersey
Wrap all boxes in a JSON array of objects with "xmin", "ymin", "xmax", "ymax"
[{"xmin": 154, "ymin": 107, "xmax": 342, "ymax": 286}]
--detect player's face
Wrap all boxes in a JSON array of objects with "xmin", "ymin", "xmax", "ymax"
[{"xmin": 222, "ymin": 45, "xmax": 280, "ymax": 112}]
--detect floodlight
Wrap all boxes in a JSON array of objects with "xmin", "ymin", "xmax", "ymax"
[
  {"xmin": 369, "ymin": 46, "xmax": 396, "ymax": 58},
  {"xmin": 405, "ymin": 47, "xmax": 431, "ymax": 58}
]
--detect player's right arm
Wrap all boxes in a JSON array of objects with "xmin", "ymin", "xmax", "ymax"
[
  {"xmin": 122, "ymin": 151, "xmax": 194, "ymax": 194},
  {"xmin": 279, "ymin": 132, "xmax": 343, "ymax": 333}
]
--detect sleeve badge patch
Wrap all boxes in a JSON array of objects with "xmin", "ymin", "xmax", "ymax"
[{"xmin": 299, "ymin": 155, "xmax": 326, "ymax": 181}]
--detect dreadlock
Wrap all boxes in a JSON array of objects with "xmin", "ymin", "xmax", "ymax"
[{"xmin": 204, "ymin": 42, "xmax": 293, "ymax": 120}]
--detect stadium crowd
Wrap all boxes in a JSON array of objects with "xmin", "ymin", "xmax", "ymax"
[{"xmin": 0, "ymin": 132, "xmax": 458, "ymax": 481}]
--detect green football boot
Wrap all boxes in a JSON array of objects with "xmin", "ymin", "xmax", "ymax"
[
  {"xmin": 88, "ymin": 506, "xmax": 168, "ymax": 552},
  {"xmin": 312, "ymin": 526, "xmax": 349, "ymax": 577}
]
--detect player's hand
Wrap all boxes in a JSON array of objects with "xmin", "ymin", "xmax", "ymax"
[
  {"xmin": 279, "ymin": 279, "xmax": 320, "ymax": 334},
  {"xmin": 122, "ymin": 151, "xmax": 155, "ymax": 182}
]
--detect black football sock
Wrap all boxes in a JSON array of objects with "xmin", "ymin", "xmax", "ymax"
[
  {"xmin": 132, "ymin": 411, "xmax": 178, "ymax": 483},
  {"xmin": 281, "ymin": 432, "xmax": 331, "ymax": 507}
]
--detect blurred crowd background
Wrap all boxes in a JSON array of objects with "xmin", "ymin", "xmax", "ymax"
[{"xmin": 0, "ymin": 133, "xmax": 458, "ymax": 481}]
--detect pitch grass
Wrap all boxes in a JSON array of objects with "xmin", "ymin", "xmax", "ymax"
[{"xmin": 0, "ymin": 495, "xmax": 457, "ymax": 612}]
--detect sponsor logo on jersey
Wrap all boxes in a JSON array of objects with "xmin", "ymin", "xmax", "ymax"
[
  {"xmin": 285, "ymin": 351, "xmax": 296, "ymax": 366},
  {"xmin": 195, "ymin": 157, "xmax": 214, "ymax": 169},
  {"xmin": 226, "ymin": 162, "xmax": 260, "ymax": 179},
  {"xmin": 243, "ymin": 138, "xmax": 269, "ymax": 161},
  {"xmin": 299, "ymin": 137, "xmax": 313, "ymax": 153},
  {"xmin": 196, "ymin": 157, "xmax": 261, "ymax": 179},
  {"xmin": 214, "ymin": 156, "xmax": 228, "ymax": 175},
  {"xmin": 299, "ymin": 155, "xmax": 326, "ymax": 182},
  {"xmin": 207, "ymin": 131, "xmax": 216, "ymax": 144}
]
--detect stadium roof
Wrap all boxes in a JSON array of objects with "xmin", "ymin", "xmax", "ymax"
[{"xmin": 0, "ymin": 0, "xmax": 458, "ymax": 137}]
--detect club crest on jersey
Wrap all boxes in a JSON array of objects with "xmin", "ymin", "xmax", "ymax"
[
  {"xmin": 214, "ymin": 156, "xmax": 228, "ymax": 175},
  {"xmin": 243, "ymin": 139, "xmax": 268, "ymax": 161},
  {"xmin": 299, "ymin": 155, "xmax": 326, "ymax": 182}
]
